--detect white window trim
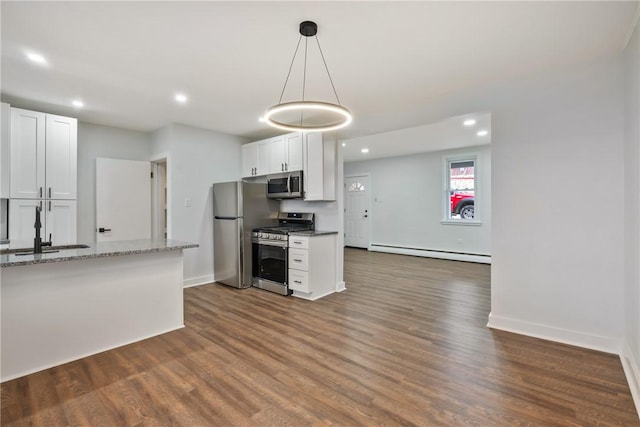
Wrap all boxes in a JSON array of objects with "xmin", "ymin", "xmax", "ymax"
[{"xmin": 441, "ymin": 152, "xmax": 481, "ymax": 226}]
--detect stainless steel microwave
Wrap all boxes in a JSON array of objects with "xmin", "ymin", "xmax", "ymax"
[{"xmin": 266, "ymin": 171, "xmax": 303, "ymax": 199}]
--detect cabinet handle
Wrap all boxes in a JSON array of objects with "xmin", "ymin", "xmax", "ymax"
[
  {"xmin": 281, "ymin": 163, "xmax": 284, "ymax": 171},
  {"xmin": 285, "ymin": 162, "xmax": 288, "ymax": 171},
  {"xmin": 48, "ymin": 201, "xmax": 51, "ymax": 211},
  {"xmin": 39, "ymin": 201, "xmax": 42, "ymax": 210},
  {"xmin": 293, "ymin": 241, "xmax": 302, "ymax": 244},
  {"xmin": 294, "ymin": 258, "xmax": 302, "ymax": 262},
  {"xmin": 48, "ymin": 187, "xmax": 52, "ymax": 198},
  {"xmin": 39, "ymin": 187, "xmax": 43, "ymax": 198},
  {"xmin": 294, "ymin": 280, "xmax": 302, "ymax": 284}
]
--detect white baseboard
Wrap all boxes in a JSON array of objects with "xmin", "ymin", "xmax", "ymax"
[
  {"xmin": 336, "ymin": 281, "xmax": 347, "ymax": 292},
  {"xmin": 370, "ymin": 244, "xmax": 491, "ymax": 264},
  {"xmin": 183, "ymin": 274, "xmax": 214, "ymax": 288},
  {"xmin": 487, "ymin": 312, "xmax": 622, "ymax": 354},
  {"xmin": 622, "ymin": 342, "xmax": 640, "ymax": 418}
]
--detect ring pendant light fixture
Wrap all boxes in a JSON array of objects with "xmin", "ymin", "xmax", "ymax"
[{"xmin": 262, "ymin": 21, "xmax": 352, "ymax": 133}]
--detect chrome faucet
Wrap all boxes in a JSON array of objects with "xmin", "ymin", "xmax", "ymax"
[{"xmin": 34, "ymin": 206, "xmax": 52, "ymax": 254}]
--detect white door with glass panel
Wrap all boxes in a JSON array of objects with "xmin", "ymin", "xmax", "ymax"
[
  {"xmin": 96, "ymin": 158, "xmax": 151, "ymax": 242},
  {"xmin": 344, "ymin": 175, "xmax": 370, "ymax": 248}
]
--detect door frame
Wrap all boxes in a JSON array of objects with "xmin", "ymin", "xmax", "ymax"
[
  {"xmin": 344, "ymin": 173, "xmax": 372, "ymax": 249},
  {"xmin": 151, "ymin": 152, "xmax": 171, "ymax": 239}
]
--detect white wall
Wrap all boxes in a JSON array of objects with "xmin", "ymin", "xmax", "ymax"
[
  {"xmin": 487, "ymin": 58, "xmax": 625, "ymax": 352},
  {"xmin": 344, "ymin": 145, "xmax": 491, "ymax": 256},
  {"xmin": 77, "ymin": 122, "xmax": 150, "ymax": 243},
  {"xmin": 150, "ymin": 123, "xmax": 247, "ymax": 286},
  {"xmin": 623, "ymin": 17, "xmax": 640, "ymax": 411}
]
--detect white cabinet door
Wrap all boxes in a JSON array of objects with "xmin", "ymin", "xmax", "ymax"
[
  {"xmin": 8, "ymin": 199, "xmax": 76, "ymax": 244},
  {"xmin": 45, "ymin": 114, "xmax": 77, "ymax": 200},
  {"xmin": 256, "ymin": 139, "xmax": 270, "ymax": 176},
  {"xmin": 8, "ymin": 199, "xmax": 41, "ymax": 243},
  {"xmin": 304, "ymin": 133, "xmax": 336, "ymax": 201},
  {"xmin": 46, "ymin": 199, "xmax": 77, "ymax": 245},
  {"xmin": 10, "ymin": 108, "xmax": 45, "ymax": 199},
  {"xmin": 285, "ymin": 132, "xmax": 303, "ymax": 172},
  {"xmin": 1, "ymin": 103, "xmax": 10, "ymax": 198},
  {"xmin": 241, "ymin": 143, "xmax": 258, "ymax": 177},
  {"xmin": 269, "ymin": 136, "xmax": 285, "ymax": 173}
]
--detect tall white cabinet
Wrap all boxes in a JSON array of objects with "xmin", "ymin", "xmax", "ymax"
[{"xmin": 7, "ymin": 107, "xmax": 77, "ymax": 245}]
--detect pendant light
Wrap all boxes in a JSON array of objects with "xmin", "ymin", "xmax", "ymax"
[{"xmin": 262, "ymin": 21, "xmax": 352, "ymax": 133}]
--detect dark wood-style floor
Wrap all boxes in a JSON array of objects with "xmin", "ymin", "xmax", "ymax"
[{"xmin": 1, "ymin": 248, "xmax": 638, "ymax": 426}]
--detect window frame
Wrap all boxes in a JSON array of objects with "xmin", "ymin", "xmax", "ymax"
[{"xmin": 441, "ymin": 153, "xmax": 481, "ymax": 226}]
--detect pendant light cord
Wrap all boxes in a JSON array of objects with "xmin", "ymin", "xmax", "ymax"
[
  {"xmin": 315, "ymin": 35, "xmax": 342, "ymax": 106},
  {"xmin": 279, "ymin": 35, "xmax": 303, "ymax": 104}
]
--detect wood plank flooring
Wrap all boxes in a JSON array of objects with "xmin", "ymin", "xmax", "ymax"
[{"xmin": 2, "ymin": 248, "xmax": 638, "ymax": 426}]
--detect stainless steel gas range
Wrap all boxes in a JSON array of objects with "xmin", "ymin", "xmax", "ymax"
[{"xmin": 252, "ymin": 212, "xmax": 314, "ymax": 295}]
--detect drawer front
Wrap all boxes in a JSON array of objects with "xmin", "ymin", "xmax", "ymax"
[
  {"xmin": 288, "ymin": 269, "xmax": 309, "ymax": 292},
  {"xmin": 289, "ymin": 248, "xmax": 309, "ymax": 271},
  {"xmin": 289, "ymin": 236, "xmax": 309, "ymax": 249}
]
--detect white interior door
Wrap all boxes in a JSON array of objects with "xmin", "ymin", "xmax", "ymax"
[
  {"xmin": 96, "ymin": 158, "xmax": 151, "ymax": 242},
  {"xmin": 344, "ymin": 175, "xmax": 370, "ymax": 248}
]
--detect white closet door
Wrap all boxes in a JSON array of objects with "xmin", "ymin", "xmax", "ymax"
[{"xmin": 96, "ymin": 158, "xmax": 151, "ymax": 242}]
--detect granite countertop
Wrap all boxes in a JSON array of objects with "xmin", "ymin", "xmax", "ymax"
[
  {"xmin": 1, "ymin": 239, "xmax": 198, "ymax": 268},
  {"xmin": 288, "ymin": 230, "xmax": 339, "ymax": 237}
]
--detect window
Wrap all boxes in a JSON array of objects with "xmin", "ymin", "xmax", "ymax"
[
  {"xmin": 443, "ymin": 155, "xmax": 479, "ymax": 223},
  {"xmin": 347, "ymin": 181, "xmax": 366, "ymax": 192}
]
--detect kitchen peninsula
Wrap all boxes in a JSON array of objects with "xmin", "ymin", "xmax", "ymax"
[{"xmin": 1, "ymin": 239, "xmax": 197, "ymax": 381}]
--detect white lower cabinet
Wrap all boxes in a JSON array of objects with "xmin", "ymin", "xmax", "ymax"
[
  {"xmin": 288, "ymin": 234, "xmax": 337, "ymax": 300},
  {"xmin": 8, "ymin": 199, "xmax": 76, "ymax": 245}
]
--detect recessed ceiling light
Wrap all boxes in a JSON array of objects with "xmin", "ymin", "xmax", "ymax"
[
  {"xmin": 26, "ymin": 52, "xmax": 46, "ymax": 64},
  {"xmin": 175, "ymin": 93, "xmax": 187, "ymax": 104},
  {"xmin": 341, "ymin": 142, "xmax": 346, "ymax": 147},
  {"xmin": 463, "ymin": 119, "xmax": 476, "ymax": 127},
  {"xmin": 72, "ymin": 100, "xmax": 84, "ymax": 108},
  {"xmin": 361, "ymin": 148, "xmax": 369, "ymax": 153},
  {"xmin": 477, "ymin": 130, "xmax": 489, "ymax": 136}
]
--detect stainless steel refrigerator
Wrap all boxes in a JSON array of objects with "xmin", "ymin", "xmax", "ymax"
[{"xmin": 213, "ymin": 181, "xmax": 278, "ymax": 288}]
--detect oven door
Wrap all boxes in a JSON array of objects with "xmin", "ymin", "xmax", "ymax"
[{"xmin": 252, "ymin": 239, "xmax": 288, "ymax": 285}]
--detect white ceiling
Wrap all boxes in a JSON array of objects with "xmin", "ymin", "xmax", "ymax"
[
  {"xmin": 1, "ymin": 1, "xmax": 637, "ymax": 142},
  {"xmin": 342, "ymin": 112, "xmax": 490, "ymax": 162}
]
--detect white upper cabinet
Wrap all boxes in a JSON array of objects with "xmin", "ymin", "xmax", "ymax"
[
  {"xmin": 304, "ymin": 132, "xmax": 336, "ymax": 201},
  {"xmin": 241, "ymin": 139, "xmax": 270, "ymax": 178},
  {"xmin": 269, "ymin": 136, "xmax": 285, "ymax": 173},
  {"xmin": 241, "ymin": 143, "xmax": 257, "ymax": 177},
  {"xmin": 9, "ymin": 108, "xmax": 77, "ymax": 200},
  {"xmin": 45, "ymin": 114, "xmax": 77, "ymax": 200},
  {"xmin": 285, "ymin": 132, "xmax": 303, "ymax": 172},
  {"xmin": 268, "ymin": 132, "xmax": 303, "ymax": 174},
  {"xmin": 1, "ymin": 103, "xmax": 10, "ymax": 198},
  {"xmin": 10, "ymin": 108, "xmax": 45, "ymax": 199}
]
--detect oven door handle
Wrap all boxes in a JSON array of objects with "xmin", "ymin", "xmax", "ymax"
[{"xmin": 253, "ymin": 239, "xmax": 288, "ymax": 248}]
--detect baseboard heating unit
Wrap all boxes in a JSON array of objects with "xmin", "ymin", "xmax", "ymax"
[{"xmin": 369, "ymin": 244, "xmax": 491, "ymax": 264}]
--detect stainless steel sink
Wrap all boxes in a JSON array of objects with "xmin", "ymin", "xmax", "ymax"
[{"xmin": 1, "ymin": 244, "xmax": 90, "ymax": 256}]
